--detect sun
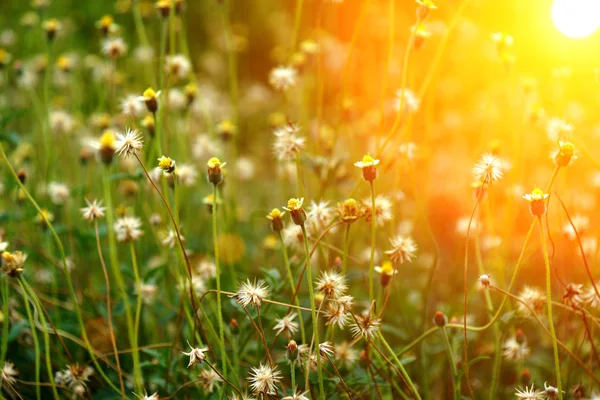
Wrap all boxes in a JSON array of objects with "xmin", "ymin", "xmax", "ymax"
[{"xmin": 552, "ymin": 0, "xmax": 600, "ymax": 39}]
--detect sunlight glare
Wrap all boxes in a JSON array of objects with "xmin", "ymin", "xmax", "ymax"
[{"xmin": 552, "ymin": 0, "xmax": 600, "ymax": 39}]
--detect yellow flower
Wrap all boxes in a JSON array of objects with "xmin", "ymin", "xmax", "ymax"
[
  {"xmin": 284, "ymin": 198, "xmax": 304, "ymax": 212},
  {"xmin": 2, "ymin": 251, "xmax": 27, "ymax": 278},
  {"xmin": 263, "ymin": 234, "xmax": 279, "ymax": 250},
  {"xmin": 283, "ymin": 198, "xmax": 306, "ymax": 226},
  {"xmin": 523, "ymin": 187, "xmax": 548, "ymax": 202},
  {"xmin": 374, "ymin": 261, "xmax": 398, "ymax": 287},
  {"xmin": 554, "ymin": 141, "xmax": 576, "ymax": 167},
  {"xmin": 217, "ymin": 120, "xmax": 236, "ymax": 139},
  {"xmin": 267, "ymin": 208, "xmax": 285, "ymax": 232},
  {"xmin": 337, "ymin": 198, "xmax": 362, "ymax": 223},
  {"xmin": 416, "ymin": 0, "xmax": 437, "ymax": 9},
  {"xmin": 36, "ymin": 208, "xmax": 54, "ymax": 227},
  {"xmin": 97, "ymin": 15, "xmax": 114, "ymax": 29},
  {"xmin": 207, "ymin": 157, "xmax": 224, "ymax": 169},
  {"xmin": 523, "ymin": 187, "xmax": 549, "ymax": 216},
  {"xmin": 157, "ymin": 155, "xmax": 176, "ymax": 173},
  {"xmin": 355, "ymin": 154, "xmax": 380, "ymax": 182},
  {"xmin": 0, "ymin": 49, "xmax": 11, "ymax": 66}
]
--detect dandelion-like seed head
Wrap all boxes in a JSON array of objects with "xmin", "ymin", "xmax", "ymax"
[
  {"xmin": 248, "ymin": 363, "xmax": 282, "ymax": 396},
  {"xmin": 384, "ymin": 235, "xmax": 417, "ymax": 264},
  {"xmin": 350, "ymin": 303, "xmax": 381, "ymax": 339},
  {"xmin": 515, "ymin": 384, "xmax": 542, "ymax": 399},
  {"xmin": 181, "ymin": 341, "xmax": 209, "ymax": 368},
  {"xmin": 115, "ymin": 128, "xmax": 143, "ymax": 158},
  {"xmin": 114, "ymin": 216, "xmax": 143, "ymax": 242},
  {"xmin": 273, "ymin": 313, "xmax": 299, "ymax": 337},
  {"xmin": 269, "ymin": 65, "xmax": 298, "ymax": 91},
  {"xmin": 80, "ymin": 199, "xmax": 106, "ymax": 222},
  {"xmin": 231, "ymin": 279, "xmax": 269, "ymax": 308},
  {"xmin": 478, "ymin": 274, "xmax": 491, "ymax": 289},
  {"xmin": 316, "ymin": 270, "xmax": 347, "ymax": 299},
  {"xmin": 1, "ymin": 362, "xmax": 18, "ymax": 386},
  {"xmin": 473, "ymin": 153, "xmax": 503, "ymax": 184}
]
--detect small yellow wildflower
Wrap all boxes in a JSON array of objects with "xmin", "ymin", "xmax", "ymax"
[{"xmin": 157, "ymin": 156, "xmax": 176, "ymax": 173}]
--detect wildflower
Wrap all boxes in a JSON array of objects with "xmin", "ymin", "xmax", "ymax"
[
  {"xmin": 473, "ymin": 153, "xmax": 503, "ymax": 184},
  {"xmin": 561, "ymin": 215, "xmax": 589, "ymax": 240},
  {"xmin": 185, "ymin": 82, "xmax": 197, "ymax": 105},
  {"xmin": 198, "ymin": 368, "xmax": 222, "ymax": 393},
  {"xmin": 478, "ymin": 274, "xmax": 491, "ymax": 290},
  {"xmin": 1, "ymin": 254, "xmax": 26, "ymax": 278},
  {"xmin": 416, "ymin": 0, "xmax": 437, "ymax": 20},
  {"xmin": 48, "ymin": 182, "xmax": 70, "ymax": 205},
  {"xmin": 562, "ymin": 283, "xmax": 584, "ymax": 308},
  {"xmin": 384, "ymin": 235, "xmax": 417, "ymax": 264},
  {"xmin": 248, "ymin": 363, "xmax": 282, "ymax": 396},
  {"xmin": 286, "ymin": 340, "xmax": 299, "ymax": 363},
  {"xmin": 316, "ymin": 270, "xmax": 347, "ymax": 299},
  {"xmin": 1, "ymin": 362, "xmax": 18, "ymax": 386},
  {"xmin": 517, "ymin": 286, "xmax": 546, "ymax": 316},
  {"xmin": 337, "ymin": 198, "xmax": 363, "ymax": 223},
  {"xmin": 554, "ymin": 141, "xmax": 576, "ymax": 167},
  {"xmin": 139, "ymin": 88, "xmax": 161, "ymax": 113},
  {"xmin": 157, "ymin": 155, "xmax": 176, "ymax": 173},
  {"xmin": 97, "ymin": 129, "xmax": 117, "ymax": 164},
  {"xmin": 394, "ymin": 88, "xmax": 421, "ymax": 114},
  {"xmin": 156, "ymin": 0, "xmax": 173, "ymax": 18},
  {"xmin": 161, "ymin": 229, "xmax": 183, "ymax": 249},
  {"xmin": 273, "ymin": 313, "xmax": 299, "ymax": 337},
  {"xmin": 284, "ymin": 198, "xmax": 307, "ymax": 226},
  {"xmin": 269, "ymin": 65, "xmax": 298, "ymax": 91},
  {"xmin": 433, "ymin": 311, "xmax": 447, "ymax": 327},
  {"xmin": 324, "ymin": 302, "xmax": 349, "ymax": 328},
  {"xmin": 115, "ymin": 128, "xmax": 144, "ymax": 158},
  {"xmin": 181, "ymin": 342, "xmax": 209, "ymax": 368},
  {"xmin": 583, "ymin": 282, "xmax": 600, "ymax": 308},
  {"xmin": 354, "ymin": 154, "xmax": 380, "ymax": 182},
  {"xmin": 515, "ymin": 384, "xmax": 542, "ymax": 399},
  {"xmin": 307, "ymin": 200, "xmax": 335, "ymax": 230},
  {"xmin": 50, "ymin": 110, "xmax": 74, "ymax": 134},
  {"xmin": 523, "ymin": 187, "xmax": 549, "ymax": 216},
  {"xmin": 165, "ymin": 54, "xmax": 191, "ymax": 80},
  {"xmin": 272, "ymin": 123, "xmax": 305, "ymax": 161},
  {"xmin": 175, "ymin": 164, "xmax": 198, "ymax": 186},
  {"xmin": 361, "ymin": 195, "xmax": 393, "ymax": 226},
  {"xmin": 335, "ymin": 341, "xmax": 359, "ymax": 368},
  {"xmin": 267, "ymin": 208, "xmax": 285, "ymax": 232},
  {"xmin": 351, "ymin": 303, "xmax": 381, "ymax": 338},
  {"xmin": 96, "ymin": 15, "xmax": 115, "ymax": 36},
  {"xmin": 36, "ymin": 209, "xmax": 54, "ymax": 228},
  {"xmin": 0, "ymin": 49, "xmax": 11, "ymax": 68},
  {"xmin": 374, "ymin": 260, "xmax": 398, "ymax": 287},
  {"xmin": 120, "ymin": 94, "xmax": 145, "ymax": 118},
  {"xmin": 412, "ymin": 23, "xmax": 432, "ymax": 49},
  {"xmin": 543, "ymin": 382, "xmax": 562, "ymax": 399},
  {"xmin": 133, "ymin": 391, "xmax": 159, "ymax": 400},
  {"xmin": 546, "ymin": 118, "xmax": 573, "ymax": 142},
  {"xmin": 80, "ymin": 199, "xmax": 106, "ymax": 222},
  {"xmin": 282, "ymin": 390, "xmax": 310, "ymax": 400},
  {"xmin": 217, "ymin": 120, "xmax": 237, "ymax": 140},
  {"xmin": 102, "ymin": 37, "xmax": 127, "ymax": 59},
  {"xmin": 55, "ymin": 364, "xmax": 94, "ymax": 398},
  {"xmin": 502, "ymin": 336, "xmax": 530, "ymax": 361},
  {"xmin": 230, "ymin": 279, "xmax": 269, "ymax": 307},
  {"xmin": 207, "ymin": 157, "xmax": 226, "ymax": 185},
  {"xmin": 114, "ymin": 216, "xmax": 144, "ymax": 242},
  {"xmin": 42, "ymin": 18, "xmax": 61, "ymax": 41}
]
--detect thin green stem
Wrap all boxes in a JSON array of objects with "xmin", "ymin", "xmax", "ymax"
[
  {"xmin": 1, "ymin": 279, "xmax": 9, "ymax": 362},
  {"xmin": 291, "ymin": 0, "xmax": 304, "ymax": 51},
  {"xmin": 441, "ymin": 327, "xmax": 459, "ymax": 400},
  {"xmin": 19, "ymin": 279, "xmax": 43, "ymax": 400},
  {"xmin": 538, "ymin": 216, "xmax": 563, "ymax": 399},
  {"xmin": 0, "ymin": 145, "xmax": 120, "ymax": 394},
  {"xmin": 369, "ymin": 181, "xmax": 376, "ymax": 302},
  {"xmin": 342, "ymin": 223, "xmax": 351, "ymax": 276},
  {"xmin": 291, "ymin": 361, "xmax": 296, "ymax": 392},
  {"xmin": 301, "ymin": 224, "xmax": 324, "ymax": 399},
  {"xmin": 376, "ymin": 332, "xmax": 422, "ymax": 400},
  {"xmin": 213, "ymin": 183, "xmax": 228, "ymax": 386},
  {"xmin": 130, "ymin": 241, "xmax": 143, "ymax": 393},
  {"xmin": 278, "ymin": 232, "xmax": 306, "ymax": 345}
]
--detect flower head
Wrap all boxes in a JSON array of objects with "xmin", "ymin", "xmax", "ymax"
[
  {"xmin": 554, "ymin": 141, "xmax": 577, "ymax": 167},
  {"xmin": 181, "ymin": 342, "xmax": 209, "ymax": 368},
  {"xmin": 374, "ymin": 260, "xmax": 398, "ymax": 287},
  {"xmin": 517, "ymin": 286, "xmax": 546, "ymax": 316},
  {"xmin": 115, "ymin": 128, "xmax": 143, "ymax": 158},
  {"xmin": 562, "ymin": 283, "xmax": 584, "ymax": 308},
  {"xmin": 165, "ymin": 54, "xmax": 191, "ymax": 80},
  {"xmin": 473, "ymin": 153, "xmax": 503, "ymax": 184},
  {"xmin": 248, "ymin": 363, "xmax": 282, "ymax": 396},
  {"xmin": 81, "ymin": 199, "xmax": 106, "ymax": 222},
  {"xmin": 272, "ymin": 124, "xmax": 305, "ymax": 161},
  {"xmin": 354, "ymin": 154, "xmax": 380, "ymax": 183},
  {"xmin": 139, "ymin": 88, "xmax": 161, "ymax": 113},
  {"xmin": 267, "ymin": 208, "xmax": 285, "ymax": 232},
  {"xmin": 337, "ymin": 198, "xmax": 363, "ymax": 223},
  {"xmin": 102, "ymin": 37, "xmax": 127, "ymax": 59},
  {"xmin": 384, "ymin": 235, "xmax": 417, "ymax": 264},
  {"xmin": 198, "ymin": 368, "xmax": 222, "ymax": 393},
  {"xmin": 351, "ymin": 302, "xmax": 381, "ymax": 338},
  {"xmin": 478, "ymin": 274, "xmax": 491, "ymax": 290},
  {"xmin": 2, "ymin": 251, "xmax": 26, "ymax": 278},
  {"xmin": 273, "ymin": 313, "xmax": 299, "ymax": 337},
  {"xmin": 316, "ymin": 270, "xmax": 347, "ymax": 299},
  {"xmin": 515, "ymin": 384, "xmax": 542, "ymax": 399},
  {"xmin": 133, "ymin": 391, "xmax": 159, "ymax": 400},
  {"xmin": 1, "ymin": 362, "xmax": 18, "ymax": 387},
  {"xmin": 503, "ymin": 335, "xmax": 530, "ymax": 361},
  {"xmin": 269, "ymin": 65, "xmax": 298, "ymax": 91},
  {"xmin": 523, "ymin": 187, "xmax": 549, "ymax": 216},
  {"xmin": 114, "ymin": 216, "xmax": 143, "ymax": 242},
  {"xmin": 207, "ymin": 157, "xmax": 226, "ymax": 185},
  {"xmin": 284, "ymin": 198, "xmax": 307, "ymax": 226},
  {"xmin": 231, "ymin": 279, "xmax": 269, "ymax": 308},
  {"xmin": 157, "ymin": 155, "xmax": 176, "ymax": 173}
]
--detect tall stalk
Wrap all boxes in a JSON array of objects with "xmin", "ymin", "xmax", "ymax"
[
  {"xmin": 130, "ymin": 241, "xmax": 143, "ymax": 393},
  {"xmin": 301, "ymin": 224, "xmax": 325, "ymax": 399},
  {"xmin": 369, "ymin": 182, "xmax": 376, "ymax": 302},
  {"xmin": 278, "ymin": 232, "xmax": 306, "ymax": 345},
  {"xmin": 212, "ymin": 183, "xmax": 228, "ymax": 386},
  {"xmin": 441, "ymin": 327, "xmax": 460, "ymax": 400},
  {"xmin": 19, "ymin": 280, "xmax": 43, "ymax": 400},
  {"xmin": 538, "ymin": 216, "xmax": 563, "ymax": 399}
]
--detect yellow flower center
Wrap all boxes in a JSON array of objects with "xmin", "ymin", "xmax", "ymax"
[
  {"xmin": 286, "ymin": 198, "xmax": 303, "ymax": 211},
  {"xmin": 380, "ymin": 261, "xmax": 394, "ymax": 276},
  {"xmin": 158, "ymin": 156, "xmax": 174, "ymax": 170},
  {"xmin": 361, "ymin": 154, "xmax": 375, "ymax": 164},
  {"xmin": 100, "ymin": 130, "xmax": 116, "ymax": 149},
  {"xmin": 56, "ymin": 56, "xmax": 69, "ymax": 70},
  {"xmin": 100, "ymin": 15, "xmax": 113, "ymax": 28},
  {"xmin": 207, "ymin": 157, "xmax": 222, "ymax": 169},
  {"xmin": 143, "ymin": 88, "xmax": 157, "ymax": 99},
  {"xmin": 218, "ymin": 120, "xmax": 234, "ymax": 133},
  {"xmin": 268, "ymin": 208, "xmax": 282, "ymax": 219},
  {"xmin": 559, "ymin": 141, "xmax": 574, "ymax": 155},
  {"xmin": 530, "ymin": 187, "xmax": 545, "ymax": 200}
]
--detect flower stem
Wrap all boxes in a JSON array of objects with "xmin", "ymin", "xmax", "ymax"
[
  {"xmin": 19, "ymin": 279, "xmax": 43, "ymax": 400},
  {"xmin": 291, "ymin": 360, "xmax": 296, "ymax": 391},
  {"xmin": 369, "ymin": 181, "xmax": 376, "ymax": 302},
  {"xmin": 278, "ymin": 232, "xmax": 306, "ymax": 345},
  {"xmin": 94, "ymin": 221, "xmax": 126, "ymax": 399},
  {"xmin": 441, "ymin": 327, "xmax": 460, "ymax": 400},
  {"xmin": 342, "ymin": 223, "xmax": 351, "ymax": 276},
  {"xmin": 1, "ymin": 278, "xmax": 9, "ymax": 362},
  {"xmin": 374, "ymin": 332, "xmax": 422, "ymax": 400},
  {"xmin": 130, "ymin": 241, "xmax": 143, "ymax": 393},
  {"xmin": 213, "ymin": 183, "xmax": 228, "ymax": 386},
  {"xmin": 301, "ymin": 224, "xmax": 325, "ymax": 399},
  {"xmin": 538, "ymin": 216, "xmax": 563, "ymax": 399}
]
